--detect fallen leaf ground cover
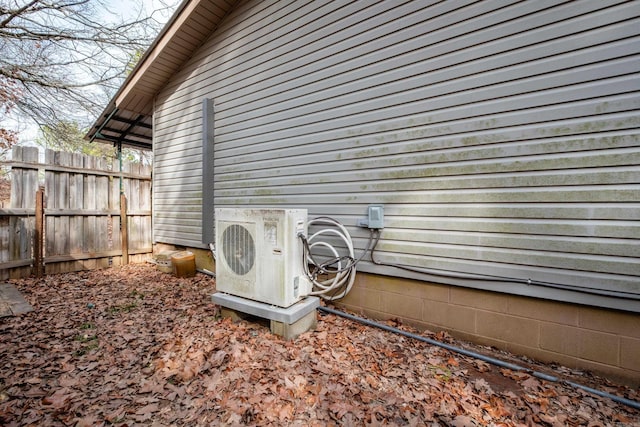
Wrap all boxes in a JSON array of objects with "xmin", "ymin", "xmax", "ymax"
[{"xmin": 0, "ymin": 264, "xmax": 638, "ymax": 426}]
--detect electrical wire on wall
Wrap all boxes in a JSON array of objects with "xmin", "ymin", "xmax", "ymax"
[
  {"xmin": 300, "ymin": 212, "xmax": 638, "ymax": 303},
  {"xmin": 368, "ymin": 230, "xmax": 639, "ymax": 301},
  {"xmin": 298, "ymin": 217, "xmax": 375, "ymax": 301}
]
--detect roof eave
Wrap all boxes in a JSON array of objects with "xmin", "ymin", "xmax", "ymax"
[{"xmin": 86, "ymin": 0, "xmax": 236, "ymax": 149}]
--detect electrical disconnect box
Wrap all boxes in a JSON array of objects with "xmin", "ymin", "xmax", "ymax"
[
  {"xmin": 368, "ymin": 205, "xmax": 384, "ymax": 229},
  {"xmin": 357, "ymin": 204, "xmax": 384, "ymax": 229}
]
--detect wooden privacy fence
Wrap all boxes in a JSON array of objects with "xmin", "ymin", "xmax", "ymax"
[{"xmin": 0, "ymin": 146, "xmax": 152, "ymax": 279}]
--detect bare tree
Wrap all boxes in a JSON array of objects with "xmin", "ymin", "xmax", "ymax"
[{"xmin": 0, "ymin": 0, "xmax": 174, "ymax": 149}]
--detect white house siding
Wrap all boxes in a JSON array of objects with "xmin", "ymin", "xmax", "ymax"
[{"xmin": 153, "ymin": 0, "xmax": 640, "ymax": 311}]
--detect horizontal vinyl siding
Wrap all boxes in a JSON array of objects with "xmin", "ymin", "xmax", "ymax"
[{"xmin": 153, "ymin": 0, "xmax": 640, "ymax": 309}]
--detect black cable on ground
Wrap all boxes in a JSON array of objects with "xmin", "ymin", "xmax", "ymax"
[{"xmin": 318, "ymin": 305, "xmax": 640, "ymax": 411}]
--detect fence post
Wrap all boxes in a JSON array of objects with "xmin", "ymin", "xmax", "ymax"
[
  {"xmin": 34, "ymin": 187, "xmax": 45, "ymax": 277},
  {"xmin": 120, "ymin": 193, "xmax": 129, "ymax": 265}
]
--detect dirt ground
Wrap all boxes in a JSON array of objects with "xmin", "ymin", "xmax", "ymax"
[{"xmin": 0, "ymin": 264, "xmax": 638, "ymax": 426}]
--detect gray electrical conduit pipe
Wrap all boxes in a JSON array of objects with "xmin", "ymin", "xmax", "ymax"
[{"xmin": 317, "ymin": 306, "xmax": 640, "ymax": 411}]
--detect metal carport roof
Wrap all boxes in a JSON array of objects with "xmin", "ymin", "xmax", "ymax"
[{"xmin": 86, "ymin": 0, "xmax": 237, "ymax": 149}]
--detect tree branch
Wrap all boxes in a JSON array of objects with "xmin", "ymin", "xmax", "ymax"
[{"xmin": 1, "ymin": 0, "xmax": 173, "ymax": 133}]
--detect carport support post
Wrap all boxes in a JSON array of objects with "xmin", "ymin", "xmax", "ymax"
[
  {"xmin": 120, "ymin": 193, "xmax": 129, "ymax": 265},
  {"xmin": 34, "ymin": 186, "xmax": 44, "ymax": 277},
  {"xmin": 117, "ymin": 142, "xmax": 129, "ymax": 265}
]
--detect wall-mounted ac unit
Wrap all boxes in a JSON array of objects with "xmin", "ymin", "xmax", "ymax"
[{"xmin": 214, "ymin": 208, "xmax": 311, "ymax": 308}]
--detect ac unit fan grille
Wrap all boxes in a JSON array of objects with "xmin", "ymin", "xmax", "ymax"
[{"xmin": 221, "ymin": 224, "xmax": 255, "ymax": 275}]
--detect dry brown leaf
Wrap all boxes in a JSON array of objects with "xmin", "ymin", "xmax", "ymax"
[
  {"xmin": 41, "ymin": 389, "xmax": 74, "ymax": 410},
  {"xmin": 521, "ymin": 376, "xmax": 541, "ymax": 390},
  {"xmin": 451, "ymin": 414, "xmax": 476, "ymax": 426},
  {"xmin": 75, "ymin": 415, "xmax": 101, "ymax": 427}
]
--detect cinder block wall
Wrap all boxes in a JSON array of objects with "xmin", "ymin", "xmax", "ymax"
[{"xmin": 338, "ymin": 273, "xmax": 640, "ymax": 386}]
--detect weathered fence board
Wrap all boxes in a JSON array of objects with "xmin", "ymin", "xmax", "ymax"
[{"xmin": 0, "ymin": 146, "xmax": 152, "ymax": 279}]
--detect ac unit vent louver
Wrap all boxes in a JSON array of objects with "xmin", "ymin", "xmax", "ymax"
[{"xmin": 221, "ymin": 224, "xmax": 255, "ymax": 276}]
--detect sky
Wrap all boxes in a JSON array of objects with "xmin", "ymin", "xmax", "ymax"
[
  {"xmin": 7, "ymin": 0, "xmax": 181, "ymax": 147},
  {"xmin": 105, "ymin": 0, "xmax": 180, "ymax": 26}
]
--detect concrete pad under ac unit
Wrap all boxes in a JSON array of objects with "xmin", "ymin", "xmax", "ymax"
[{"xmin": 211, "ymin": 292, "xmax": 320, "ymax": 340}]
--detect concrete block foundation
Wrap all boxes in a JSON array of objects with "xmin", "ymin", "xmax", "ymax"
[{"xmin": 338, "ymin": 272, "xmax": 640, "ymax": 386}]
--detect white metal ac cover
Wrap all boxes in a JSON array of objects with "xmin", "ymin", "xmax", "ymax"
[{"xmin": 214, "ymin": 208, "xmax": 311, "ymax": 308}]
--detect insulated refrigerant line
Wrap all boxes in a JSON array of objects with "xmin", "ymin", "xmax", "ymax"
[{"xmin": 317, "ymin": 305, "xmax": 640, "ymax": 411}]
